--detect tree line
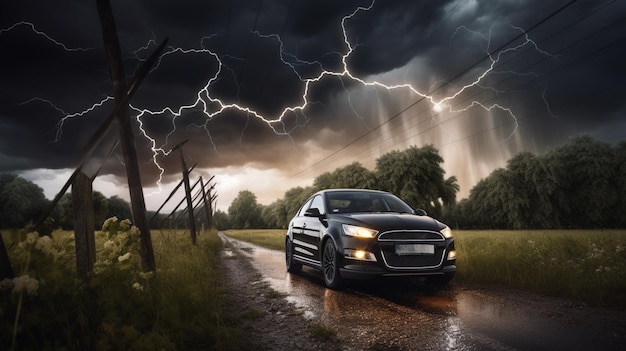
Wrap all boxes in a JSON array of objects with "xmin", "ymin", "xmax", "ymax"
[
  {"xmin": 0, "ymin": 173, "xmax": 133, "ymax": 230},
  {"xmin": 2, "ymin": 135, "xmax": 624, "ymax": 231},
  {"xmin": 0, "ymin": 174, "xmax": 210, "ymax": 231},
  {"xmin": 222, "ymin": 136, "xmax": 626, "ymax": 230}
]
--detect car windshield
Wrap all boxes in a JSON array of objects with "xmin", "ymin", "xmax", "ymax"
[{"xmin": 326, "ymin": 191, "xmax": 414, "ymax": 214}]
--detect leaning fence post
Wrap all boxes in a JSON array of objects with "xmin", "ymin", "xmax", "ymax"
[
  {"xmin": 97, "ymin": 0, "xmax": 155, "ymax": 271},
  {"xmin": 72, "ymin": 172, "xmax": 96, "ymax": 282},
  {"xmin": 0, "ymin": 232, "xmax": 14, "ymax": 280}
]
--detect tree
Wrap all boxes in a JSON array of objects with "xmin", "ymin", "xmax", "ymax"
[
  {"xmin": 93, "ymin": 191, "xmax": 108, "ymax": 228},
  {"xmin": 213, "ymin": 210, "xmax": 230, "ymax": 230},
  {"xmin": 0, "ymin": 174, "xmax": 48, "ymax": 228},
  {"xmin": 282, "ymin": 186, "xmax": 316, "ymax": 225},
  {"xmin": 613, "ymin": 141, "xmax": 626, "ymax": 227},
  {"xmin": 546, "ymin": 135, "xmax": 616, "ymax": 228},
  {"xmin": 228, "ymin": 190, "xmax": 262, "ymax": 229},
  {"xmin": 262, "ymin": 200, "xmax": 288, "ymax": 228},
  {"xmin": 374, "ymin": 145, "xmax": 458, "ymax": 218},
  {"xmin": 106, "ymin": 195, "xmax": 132, "ymax": 222},
  {"xmin": 313, "ymin": 162, "xmax": 376, "ymax": 190}
]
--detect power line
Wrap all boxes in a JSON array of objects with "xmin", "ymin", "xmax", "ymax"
[{"xmin": 274, "ymin": 0, "xmax": 582, "ymax": 187}]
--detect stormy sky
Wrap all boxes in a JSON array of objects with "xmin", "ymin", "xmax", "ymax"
[{"xmin": 1, "ymin": 0, "xmax": 625, "ymax": 212}]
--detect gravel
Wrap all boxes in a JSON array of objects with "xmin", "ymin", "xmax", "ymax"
[{"xmin": 220, "ymin": 241, "xmax": 343, "ymax": 350}]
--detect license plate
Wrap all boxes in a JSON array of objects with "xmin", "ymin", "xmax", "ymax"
[{"xmin": 395, "ymin": 244, "xmax": 434, "ymax": 255}]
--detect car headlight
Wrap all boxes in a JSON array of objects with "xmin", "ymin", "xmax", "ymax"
[
  {"xmin": 342, "ymin": 224, "xmax": 378, "ymax": 238},
  {"xmin": 441, "ymin": 226, "xmax": 453, "ymax": 239}
]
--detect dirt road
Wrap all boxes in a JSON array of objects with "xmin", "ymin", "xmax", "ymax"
[{"xmin": 220, "ymin": 233, "xmax": 626, "ymax": 350}]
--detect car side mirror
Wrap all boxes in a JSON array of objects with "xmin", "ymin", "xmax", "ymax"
[
  {"xmin": 304, "ymin": 207, "xmax": 323, "ymax": 218},
  {"xmin": 414, "ymin": 209, "xmax": 427, "ymax": 216}
]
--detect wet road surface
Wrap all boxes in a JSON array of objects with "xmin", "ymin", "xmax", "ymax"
[{"xmin": 221, "ymin": 233, "xmax": 626, "ymax": 350}]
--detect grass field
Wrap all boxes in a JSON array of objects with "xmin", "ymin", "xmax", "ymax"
[
  {"xmin": 223, "ymin": 228, "xmax": 626, "ymax": 308},
  {"xmin": 3, "ymin": 225, "xmax": 624, "ymax": 349},
  {"xmin": 1, "ymin": 222, "xmax": 252, "ymax": 350}
]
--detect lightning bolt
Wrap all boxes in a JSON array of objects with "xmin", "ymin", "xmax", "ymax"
[{"xmin": 3, "ymin": 0, "xmax": 556, "ymax": 194}]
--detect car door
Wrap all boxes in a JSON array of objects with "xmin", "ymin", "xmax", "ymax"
[
  {"xmin": 302, "ymin": 194, "xmax": 325, "ymax": 263},
  {"xmin": 290, "ymin": 197, "xmax": 317, "ymax": 264}
]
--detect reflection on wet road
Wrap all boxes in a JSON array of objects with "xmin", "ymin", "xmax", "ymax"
[{"xmin": 221, "ymin": 234, "xmax": 625, "ymax": 350}]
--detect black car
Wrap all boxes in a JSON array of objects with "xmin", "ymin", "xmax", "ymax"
[{"xmin": 285, "ymin": 188, "xmax": 456, "ymax": 289}]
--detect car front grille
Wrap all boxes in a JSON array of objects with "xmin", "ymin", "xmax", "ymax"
[
  {"xmin": 377, "ymin": 230, "xmax": 444, "ymax": 241},
  {"xmin": 378, "ymin": 230, "xmax": 446, "ymax": 269}
]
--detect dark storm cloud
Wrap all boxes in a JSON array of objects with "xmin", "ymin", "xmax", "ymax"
[{"xmin": 1, "ymin": 0, "xmax": 625, "ymax": 189}]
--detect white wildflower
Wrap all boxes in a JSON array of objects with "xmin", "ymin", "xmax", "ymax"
[
  {"xmin": 118, "ymin": 252, "xmax": 131, "ymax": 262},
  {"xmin": 139, "ymin": 271, "xmax": 154, "ymax": 280},
  {"xmin": 103, "ymin": 240, "xmax": 116, "ymax": 251},
  {"xmin": 25, "ymin": 232, "xmax": 38, "ymax": 245},
  {"xmin": 34, "ymin": 236, "xmax": 54, "ymax": 255},
  {"xmin": 132, "ymin": 282, "xmax": 144, "ymax": 292},
  {"xmin": 102, "ymin": 216, "xmax": 118, "ymax": 231},
  {"xmin": 0, "ymin": 278, "xmax": 14, "ymax": 292},
  {"xmin": 120, "ymin": 219, "xmax": 132, "ymax": 231},
  {"xmin": 129, "ymin": 226, "xmax": 141, "ymax": 238},
  {"xmin": 13, "ymin": 275, "xmax": 39, "ymax": 296}
]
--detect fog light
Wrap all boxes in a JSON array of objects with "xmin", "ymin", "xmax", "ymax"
[
  {"xmin": 344, "ymin": 249, "xmax": 377, "ymax": 262},
  {"xmin": 447, "ymin": 250, "xmax": 457, "ymax": 260}
]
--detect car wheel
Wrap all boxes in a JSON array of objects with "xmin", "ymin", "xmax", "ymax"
[
  {"xmin": 322, "ymin": 239, "xmax": 344, "ymax": 289},
  {"xmin": 285, "ymin": 238, "xmax": 302, "ymax": 273}
]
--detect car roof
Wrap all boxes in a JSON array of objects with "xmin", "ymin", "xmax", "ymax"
[{"xmin": 317, "ymin": 188, "xmax": 390, "ymax": 195}]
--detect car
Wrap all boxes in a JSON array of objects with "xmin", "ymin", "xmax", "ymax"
[{"xmin": 285, "ymin": 188, "xmax": 456, "ymax": 289}]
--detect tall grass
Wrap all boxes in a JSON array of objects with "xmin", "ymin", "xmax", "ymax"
[
  {"xmin": 223, "ymin": 229, "xmax": 626, "ymax": 308},
  {"xmin": 224, "ymin": 229, "xmax": 286, "ymax": 251},
  {"xmin": 1, "ymin": 221, "xmax": 247, "ymax": 350},
  {"xmin": 454, "ymin": 230, "xmax": 626, "ymax": 307}
]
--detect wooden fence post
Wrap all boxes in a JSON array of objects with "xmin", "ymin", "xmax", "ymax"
[
  {"xmin": 72, "ymin": 172, "xmax": 96, "ymax": 282},
  {"xmin": 97, "ymin": 0, "xmax": 155, "ymax": 271},
  {"xmin": 0, "ymin": 232, "xmax": 14, "ymax": 280}
]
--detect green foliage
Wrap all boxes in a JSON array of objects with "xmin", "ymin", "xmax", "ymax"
[
  {"xmin": 213, "ymin": 209, "xmax": 231, "ymax": 230},
  {"xmin": 103, "ymin": 195, "xmax": 132, "ymax": 223},
  {"xmin": 224, "ymin": 229, "xmax": 286, "ymax": 251},
  {"xmin": 314, "ymin": 162, "xmax": 376, "ymax": 189},
  {"xmin": 281, "ymin": 186, "xmax": 316, "ymax": 226},
  {"xmin": 1, "ymin": 220, "xmax": 245, "ymax": 350},
  {"xmin": 455, "ymin": 135, "xmax": 626, "ymax": 229},
  {"xmin": 228, "ymin": 190, "xmax": 263, "ymax": 229},
  {"xmin": 375, "ymin": 145, "xmax": 458, "ymax": 218},
  {"xmin": 455, "ymin": 230, "xmax": 626, "ymax": 307},
  {"xmin": 0, "ymin": 174, "xmax": 48, "ymax": 228}
]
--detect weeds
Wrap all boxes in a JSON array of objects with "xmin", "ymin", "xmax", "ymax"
[
  {"xmin": 0, "ymin": 219, "xmax": 246, "ymax": 350},
  {"xmin": 308, "ymin": 321, "xmax": 338, "ymax": 341},
  {"xmin": 454, "ymin": 230, "xmax": 626, "ymax": 307}
]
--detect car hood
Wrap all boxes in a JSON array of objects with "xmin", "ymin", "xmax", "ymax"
[{"xmin": 330, "ymin": 212, "xmax": 445, "ymax": 232}]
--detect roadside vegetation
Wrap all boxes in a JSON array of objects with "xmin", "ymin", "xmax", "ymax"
[
  {"xmin": 223, "ymin": 229, "xmax": 626, "ymax": 309},
  {"xmin": 1, "ymin": 223, "xmax": 250, "ymax": 350},
  {"xmin": 219, "ymin": 136, "xmax": 626, "ymax": 231}
]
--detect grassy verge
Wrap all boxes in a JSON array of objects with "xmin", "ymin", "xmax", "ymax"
[
  {"xmin": 223, "ymin": 229, "xmax": 286, "ymax": 251},
  {"xmin": 1, "ymin": 221, "xmax": 248, "ymax": 350},
  {"xmin": 222, "ymin": 229, "xmax": 626, "ymax": 308},
  {"xmin": 455, "ymin": 230, "xmax": 626, "ymax": 308}
]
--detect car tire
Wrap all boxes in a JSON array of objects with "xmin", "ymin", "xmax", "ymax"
[
  {"xmin": 285, "ymin": 238, "xmax": 302, "ymax": 273},
  {"xmin": 322, "ymin": 239, "xmax": 344, "ymax": 289}
]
